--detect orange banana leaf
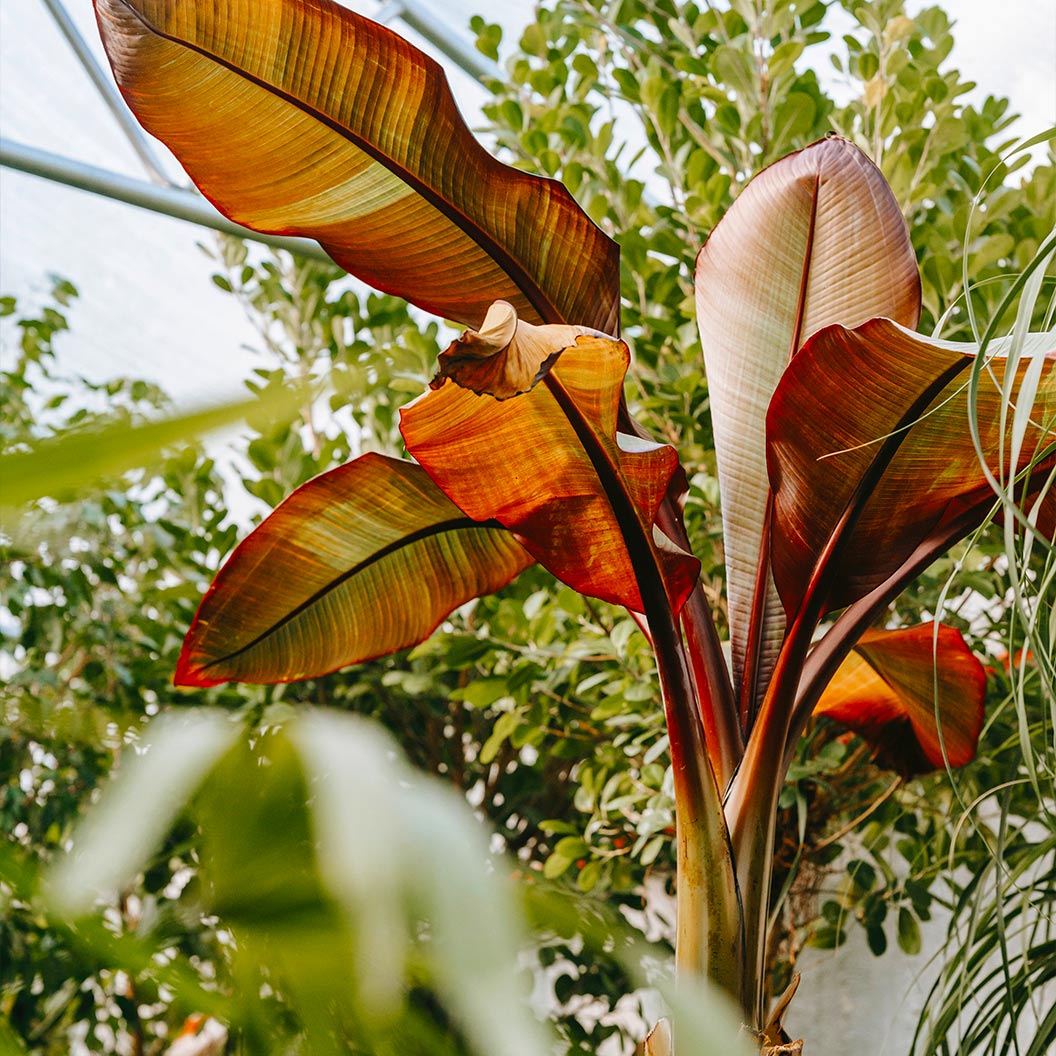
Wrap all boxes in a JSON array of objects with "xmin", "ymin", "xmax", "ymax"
[
  {"xmin": 94, "ymin": 0, "xmax": 619, "ymax": 332},
  {"xmin": 175, "ymin": 453, "xmax": 531, "ymax": 686},
  {"xmin": 400, "ymin": 309, "xmax": 700, "ymax": 614},
  {"xmin": 695, "ymin": 136, "xmax": 920, "ymax": 715},
  {"xmin": 813, "ymin": 623, "xmax": 986, "ymax": 774},
  {"xmin": 768, "ymin": 320, "xmax": 1056, "ymax": 619}
]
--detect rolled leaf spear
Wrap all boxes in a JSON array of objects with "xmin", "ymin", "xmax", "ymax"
[{"xmin": 94, "ymin": 0, "xmax": 1056, "ymax": 1045}]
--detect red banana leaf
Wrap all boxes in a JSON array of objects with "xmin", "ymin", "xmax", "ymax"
[
  {"xmin": 400, "ymin": 308, "xmax": 700, "ymax": 615},
  {"xmin": 813, "ymin": 623, "xmax": 986, "ymax": 775},
  {"xmin": 695, "ymin": 135, "xmax": 921, "ymax": 717},
  {"xmin": 767, "ymin": 320, "xmax": 1056, "ymax": 620},
  {"xmin": 176, "ymin": 453, "xmax": 531, "ymax": 686},
  {"xmin": 94, "ymin": 0, "xmax": 619, "ymax": 332}
]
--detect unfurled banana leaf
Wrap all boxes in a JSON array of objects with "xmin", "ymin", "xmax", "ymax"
[
  {"xmin": 695, "ymin": 136, "xmax": 921, "ymax": 717},
  {"xmin": 767, "ymin": 320, "xmax": 1056, "ymax": 619},
  {"xmin": 176, "ymin": 453, "xmax": 531, "ymax": 686},
  {"xmin": 400, "ymin": 307, "xmax": 700, "ymax": 616},
  {"xmin": 94, "ymin": 0, "xmax": 620, "ymax": 333},
  {"xmin": 813, "ymin": 623, "xmax": 986, "ymax": 775},
  {"xmin": 403, "ymin": 306, "xmax": 737, "ymax": 985}
]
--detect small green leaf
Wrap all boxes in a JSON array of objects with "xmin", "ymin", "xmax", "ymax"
[
  {"xmin": 640, "ymin": 834, "xmax": 666, "ymax": 866},
  {"xmin": 897, "ymin": 907, "xmax": 922, "ymax": 955},
  {"xmin": 544, "ymin": 853, "xmax": 574, "ymax": 880},
  {"xmin": 858, "ymin": 52, "xmax": 879, "ymax": 80},
  {"xmin": 848, "ymin": 858, "xmax": 877, "ymax": 891},
  {"xmin": 577, "ymin": 860, "xmax": 602, "ymax": 892},
  {"xmin": 457, "ymin": 679, "xmax": 513, "ymax": 710},
  {"xmin": 808, "ymin": 924, "xmax": 845, "ymax": 950},
  {"xmin": 46, "ymin": 711, "xmax": 240, "ymax": 915},
  {"xmin": 554, "ymin": 836, "xmax": 590, "ymax": 860},
  {"xmin": 867, "ymin": 924, "xmax": 887, "ymax": 956},
  {"xmin": 768, "ymin": 40, "xmax": 804, "ymax": 78}
]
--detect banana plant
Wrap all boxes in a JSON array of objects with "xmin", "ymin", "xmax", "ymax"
[{"xmin": 94, "ymin": 0, "xmax": 1056, "ymax": 1047}]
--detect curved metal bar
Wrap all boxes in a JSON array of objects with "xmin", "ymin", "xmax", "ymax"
[
  {"xmin": 2, "ymin": 138, "xmax": 334, "ymax": 263},
  {"xmin": 40, "ymin": 0, "xmax": 173, "ymax": 186},
  {"xmin": 393, "ymin": 0, "xmax": 500, "ymax": 82},
  {"xmin": 8, "ymin": 0, "xmax": 502, "ymax": 248}
]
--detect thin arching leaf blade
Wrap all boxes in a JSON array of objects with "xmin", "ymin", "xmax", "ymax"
[
  {"xmin": 94, "ymin": 0, "xmax": 620, "ymax": 332},
  {"xmin": 48, "ymin": 711, "xmax": 241, "ymax": 914},
  {"xmin": 694, "ymin": 136, "xmax": 920, "ymax": 709},
  {"xmin": 400, "ymin": 327, "xmax": 699, "ymax": 615},
  {"xmin": 813, "ymin": 623, "xmax": 986, "ymax": 774},
  {"xmin": 291, "ymin": 713, "xmax": 550, "ymax": 1056},
  {"xmin": 176, "ymin": 454, "xmax": 531, "ymax": 686},
  {"xmin": 2, "ymin": 386, "xmax": 306, "ymax": 508},
  {"xmin": 767, "ymin": 320, "xmax": 1056, "ymax": 618}
]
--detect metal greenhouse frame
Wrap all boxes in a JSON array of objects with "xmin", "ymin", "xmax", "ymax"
[{"xmin": 1, "ymin": 0, "xmax": 498, "ymax": 261}]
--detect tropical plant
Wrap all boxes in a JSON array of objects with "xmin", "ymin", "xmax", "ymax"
[
  {"xmin": 84, "ymin": 0, "xmax": 1056, "ymax": 1049},
  {"xmin": 1, "ymin": 276, "xmax": 752, "ymax": 1056},
  {"xmin": 468, "ymin": 2, "xmax": 1056, "ymax": 1047}
]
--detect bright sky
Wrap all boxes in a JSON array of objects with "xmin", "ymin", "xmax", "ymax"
[
  {"xmin": 1, "ymin": 0, "xmax": 1053, "ymax": 405},
  {"xmin": 922, "ymin": 0, "xmax": 1054, "ymax": 152}
]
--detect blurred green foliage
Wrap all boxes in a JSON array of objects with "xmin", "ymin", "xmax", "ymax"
[{"xmin": 2, "ymin": 1, "xmax": 1054, "ymax": 1053}]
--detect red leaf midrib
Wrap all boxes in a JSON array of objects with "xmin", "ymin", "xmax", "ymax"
[{"xmin": 189, "ymin": 516, "xmax": 508, "ymax": 677}]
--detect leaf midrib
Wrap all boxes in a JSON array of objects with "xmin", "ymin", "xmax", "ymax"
[
  {"xmin": 198, "ymin": 516, "xmax": 506, "ymax": 671},
  {"xmin": 795, "ymin": 355, "xmax": 972, "ymax": 625},
  {"xmin": 541, "ymin": 372, "xmax": 675, "ymax": 617}
]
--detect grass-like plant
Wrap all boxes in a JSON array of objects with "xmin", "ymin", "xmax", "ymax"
[{"xmin": 910, "ymin": 227, "xmax": 1056, "ymax": 1055}]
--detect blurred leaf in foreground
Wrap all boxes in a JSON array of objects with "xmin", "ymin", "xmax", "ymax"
[
  {"xmin": 46, "ymin": 707, "xmax": 750, "ymax": 1056},
  {"xmin": 2, "ymin": 382, "xmax": 311, "ymax": 509}
]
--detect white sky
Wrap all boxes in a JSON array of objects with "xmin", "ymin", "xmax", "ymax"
[{"xmin": 0, "ymin": 0, "xmax": 1053, "ymax": 405}]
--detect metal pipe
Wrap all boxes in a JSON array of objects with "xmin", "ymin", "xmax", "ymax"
[
  {"xmin": 40, "ymin": 0, "xmax": 173, "ymax": 186},
  {"xmin": 1, "ymin": 138, "xmax": 334, "ymax": 264},
  {"xmin": 15, "ymin": 0, "xmax": 499, "ymax": 258}
]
